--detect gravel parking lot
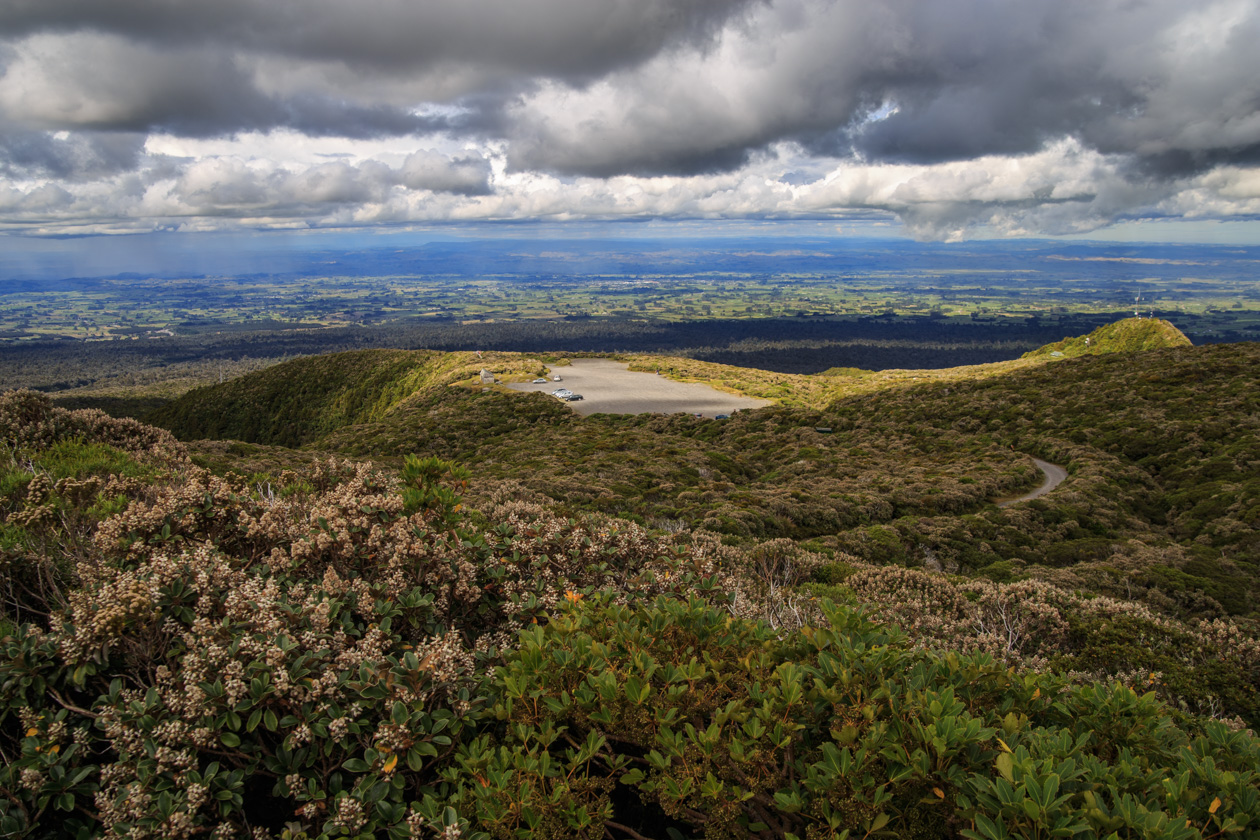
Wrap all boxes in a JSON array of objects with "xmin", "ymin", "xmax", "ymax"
[{"xmin": 505, "ymin": 358, "xmax": 771, "ymax": 418}]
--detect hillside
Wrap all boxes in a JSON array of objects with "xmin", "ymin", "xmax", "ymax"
[
  {"xmin": 150, "ymin": 318, "xmax": 1190, "ymax": 446},
  {"xmin": 144, "ymin": 321, "xmax": 1260, "ymax": 711},
  {"xmin": 4, "ymin": 320, "xmax": 1260, "ymax": 838},
  {"xmin": 148, "ymin": 348, "xmax": 555, "ymax": 447},
  {"xmin": 3, "ymin": 387, "xmax": 1259, "ymax": 839},
  {"xmin": 148, "ymin": 322, "xmax": 1258, "ymax": 614},
  {"xmin": 146, "ymin": 325, "xmax": 1259, "ymax": 607}
]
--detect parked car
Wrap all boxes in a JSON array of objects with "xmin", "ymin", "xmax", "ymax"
[
  {"xmin": 714, "ymin": 414, "xmax": 729, "ymax": 420},
  {"xmin": 532, "ymin": 378, "xmax": 547, "ymax": 384},
  {"xmin": 552, "ymin": 389, "xmax": 573, "ymax": 398},
  {"xmin": 552, "ymin": 375, "xmax": 562, "ymax": 381},
  {"xmin": 564, "ymin": 394, "xmax": 583, "ymax": 401}
]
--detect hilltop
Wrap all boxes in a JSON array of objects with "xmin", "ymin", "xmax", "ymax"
[
  {"xmin": 1023, "ymin": 317, "xmax": 1193, "ymax": 359},
  {"xmin": 3, "ymin": 318, "xmax": 1259, "ymax": 838},
  {"xmin": 147, "ymin": 348, "xmax": 555, "ymax": 448}
]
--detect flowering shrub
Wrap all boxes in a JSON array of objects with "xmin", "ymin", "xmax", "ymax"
[
  {"xmin": 1, "ymin": 430, "xmax": 729, "ymax": 837},
  {"xmin": 1, "ymin": 390, "xmax": 185, "ymax": 467},
  {"xmin": 806, "ymin": 560, "xmax": 1260, "ymax": 727}
]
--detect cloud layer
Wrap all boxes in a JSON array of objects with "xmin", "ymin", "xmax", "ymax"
[{"xmin": 2, "ymin": 0, "xmax": 1259, "ymax": 239}]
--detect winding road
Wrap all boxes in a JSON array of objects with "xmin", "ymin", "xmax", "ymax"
[{"xmin": 995, "ymin": 457, "xmax": 1068, "ymax": 507}]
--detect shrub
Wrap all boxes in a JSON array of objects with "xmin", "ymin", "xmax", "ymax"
[
  {"xmin": 447, "ymin": 596, "xmax": 1260, "ymax": 840},
  {"xmin": 0, "ymin": 450, "xmax": 732, "ymax": 838}
]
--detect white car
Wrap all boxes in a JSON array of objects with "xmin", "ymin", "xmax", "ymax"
[
  {"xmin": 552, "ymin": 388, "xmax": 573, "ymax": 397},
  {"xmin": 532, "ymin": 378, "xmax": 547, "ymax": 384}
]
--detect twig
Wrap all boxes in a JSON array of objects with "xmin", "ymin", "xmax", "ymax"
[
  {"xmin": 604, "ymin": 820, "xmax": 656, "ymax": 840},
  {"xmin": 48, "ymin": 688, "xmax": 98, "ymax": 719}
]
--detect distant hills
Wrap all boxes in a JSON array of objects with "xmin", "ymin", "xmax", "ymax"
[{"xmin": 150, "ymin": 317, "xmax": 1194, "ymax": 448}]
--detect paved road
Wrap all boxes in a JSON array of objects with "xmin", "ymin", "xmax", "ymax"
[
  {"xmin": 505, "ymin": 358, "xmax": 772, "ymax": 418},
  {"xmin": 995, "ymin": 457, "xmax": 1068, "ymax": 507}
]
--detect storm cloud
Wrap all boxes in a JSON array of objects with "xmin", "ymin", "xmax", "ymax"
[{"xmin": 1, "ymin": 0, "xmax": 1258, "ymax": 239}]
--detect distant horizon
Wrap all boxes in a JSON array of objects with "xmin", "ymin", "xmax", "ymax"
[{"xmin": 3, "ymin": 219, "xmax": 1260, "ymax": 284}]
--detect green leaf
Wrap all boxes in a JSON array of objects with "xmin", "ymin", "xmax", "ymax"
[
  {"xmin": 972, "ymin": 814, "xmax": 1004, "ymax": 840},
  {"xmin": 995, "ymin": 752, "xmax": 1014, "ymax": 782},
  {"xmin": 620, "ymin": 768, "xmax": 646, "ymax": 786}
]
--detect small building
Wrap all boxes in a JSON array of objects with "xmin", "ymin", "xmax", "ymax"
[{"xmin": 479, "ymin": 369, "xmax": 495, "ymax": 384}]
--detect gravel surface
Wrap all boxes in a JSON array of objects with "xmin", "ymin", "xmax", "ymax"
[
  {"xmin": 995, "ymin": 457, "xmax": 1069, "ymax": 507},
  {"xmin": 505, "ymin": 358, "xmax": 772, "ymax": 418}
]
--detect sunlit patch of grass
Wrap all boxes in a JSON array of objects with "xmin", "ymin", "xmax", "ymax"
[{"xmin": 30, "ymin": 438, "xmax": 153, "ymax": 481}]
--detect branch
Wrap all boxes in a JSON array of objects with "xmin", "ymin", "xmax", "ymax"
[
  {"xmin": 49, "ymin": 688, "xmax": 98, "ymax": 719},
  {"xmin": 604, "ymin": 820, "xmax": 656, "ymax": 840}
]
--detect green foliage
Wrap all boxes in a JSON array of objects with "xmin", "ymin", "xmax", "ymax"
[
  {"xmin": 0, "ymin": 449, "xmax": 730, "ymax": 838},
  {"xmin": 812, "ymin": 560, "xmax": 859, "ymax": 585},
  {"xmin": 447, "ymin": 596, "xmax": 1260, "ymax": 840},
  {"xmin": 400, "ymin": 455, "xmax": 472, "ymax": 526},
  {"xmin": 147, "ymin": 349, "xmax": 558, "ymax": 448},
  {"xmin": 1022, "ymin": 317, "xmax": 1192, "ymax": 359},
  {"xmin": 27, "ymin": 438, "xmax": 151, "ymax": 482},
  {"xmin": 1052, "ymin": 613, "xmax": 1260, "ymax": 726},
  {"xmin": 2, "ymin": 392, "xmax": 1260, "ymax": 838}
]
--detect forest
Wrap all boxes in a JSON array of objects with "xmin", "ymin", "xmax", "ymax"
[{"xmin": 1, "ymin": 317, "xmax": 1258, "ymax": 839}]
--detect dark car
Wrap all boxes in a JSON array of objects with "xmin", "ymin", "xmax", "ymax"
[{"xmin": 564, "ymin": 394, "xmax": 584, "ymax": 401}]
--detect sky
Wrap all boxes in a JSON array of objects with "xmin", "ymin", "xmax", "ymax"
[{"xmin": 2, "ymin": 0, "xmax": 1260, "ymax": 251}]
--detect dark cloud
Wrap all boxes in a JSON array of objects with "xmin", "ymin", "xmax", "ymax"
[
  {"xmin": 6, "ymin": 0, "xmax": 1257, "ymax": 173},
  {"xmin": 0, "ymin": 130, "xmax": 146, "ymax": 180},
  {"xmin": 278, "ymin": 96, "xmax": 465, "ymax": 140},
  {"xmin": 0, "ymin": 0, "xmax": 760, "ymax": 80},
  {"xmin": 0, "ymin": 35, "xmax": 468, "ymax": 139},
  {"xmin": 1127, "ymin": 145, "xmax": 1260, "ymax": 180},
  {"xmin": 508, "ymin": 0, "xmax": 1260, "ymax": 181},
  {"xmin": 839, "ymin": 0, "xmax": 1260, "ymax": 178}
]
